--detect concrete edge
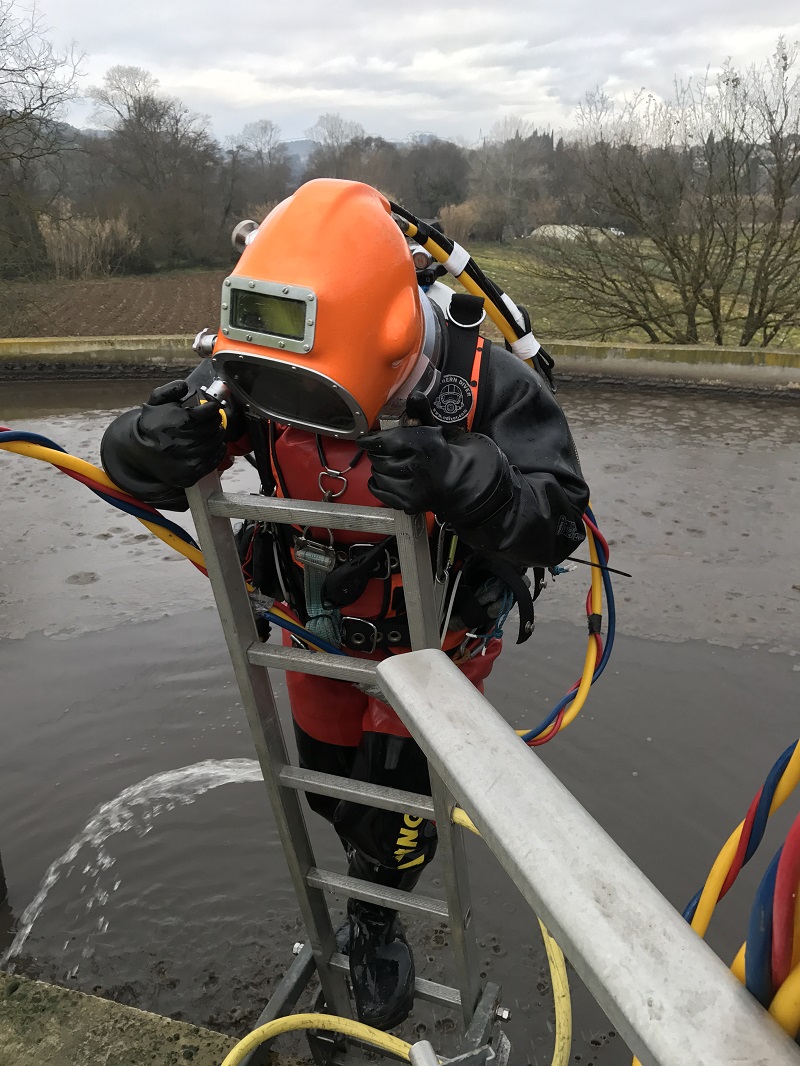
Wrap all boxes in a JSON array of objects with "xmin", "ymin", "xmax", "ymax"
[
  {"xmin": 551, "ymin": 352, "xmax": 800, "ymax": 392},
  {"xmin": 0, "ymin": 970, "xmax": 237, "ymax": 1066},
  {"xmin": 1, "ymin": 335, "xmax": 800, "ymax": 394},
  {"xmin": 0, "ymin": 336, "xmax": 193, "ymax": 357},
  {"xmin": 547, "ymin": 338, "xmax": 800, "ymax": 370}
]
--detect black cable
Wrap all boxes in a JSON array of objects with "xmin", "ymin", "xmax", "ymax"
[
  {"xmin": 390, "ymin": 200, "xmax": 523, "ymax": 338},
  {"xmin": 565, "ymin": 556, "xmax": 632, "ymax": 578}
]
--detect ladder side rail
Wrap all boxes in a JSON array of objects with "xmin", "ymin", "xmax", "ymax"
[
  {"xmin": 238, "ymin": 943, "xmax": 317, "ymax": 1066},
  {"xmin": 392, "ymin": 509, "xmax": 482, "ymax": 1026},
  {"xmin": 429, "ymin": 776, "xmax": 480, "ymax": 1025},
  {"xmin": 186, "ymin": 472, "xmax": 352, "ymax": 1019},
  {"xmin": 377, "ymin": 650, "xmax": 800, "ymax": 1066}
]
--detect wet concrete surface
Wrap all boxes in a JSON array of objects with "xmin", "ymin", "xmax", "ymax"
[{"xmin": 1, "ymin": 379, "xmax": 799, "ymax": 1065}]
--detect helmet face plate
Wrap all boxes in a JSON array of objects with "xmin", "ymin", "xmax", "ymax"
[
  {"xmin": 213, "ymin": 349, "xmax": 369, "ymax": 439},
  {"xmin": 220, "ymin": 276, "xmax": 317, "ymax": 356}
]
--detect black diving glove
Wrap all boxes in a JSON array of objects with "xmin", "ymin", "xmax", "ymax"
[
  {"xmin": 360, "ymin": 392, "xmax": 513, "ymax": 525},
  {"xmin": 102, "ymin": 379, "xmax": 227, "ymax": 494}
]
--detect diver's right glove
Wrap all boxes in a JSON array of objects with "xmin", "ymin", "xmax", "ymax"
[
  {"xmin": 101, "ymin": 379, "xmax": 227, "ymax": 499},
  {"xmin": 360, "ymin": 393, "xmax": 513, "ymax": 527}
]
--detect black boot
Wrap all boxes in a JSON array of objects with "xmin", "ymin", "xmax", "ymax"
[{"xmin": 342, "ymin": 851, "xmax": 424, "ymax": 1030}]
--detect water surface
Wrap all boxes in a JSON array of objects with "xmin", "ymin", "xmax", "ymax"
[{"xmin": 1, "ymin": 379, "xmax": 799, "ymax": 1064}]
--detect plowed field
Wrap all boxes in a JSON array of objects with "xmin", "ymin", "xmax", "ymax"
[{"xmin": 2, "ymin": 270, "xmax": 226, "ymax": 338}]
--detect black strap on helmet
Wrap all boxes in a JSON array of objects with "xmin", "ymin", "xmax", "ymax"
[{"xmin": 428, "ymin": 293, "xmax": 485, "ymax": 431}]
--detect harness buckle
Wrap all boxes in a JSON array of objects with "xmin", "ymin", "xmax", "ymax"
[{"xmin": 294, "ymin": 532, "xmax": 337, "ymax": 573}]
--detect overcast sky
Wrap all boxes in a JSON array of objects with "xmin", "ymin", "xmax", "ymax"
[{"xmin": 43, "ymin": 0, "xmax": 800, "ymax": 143}]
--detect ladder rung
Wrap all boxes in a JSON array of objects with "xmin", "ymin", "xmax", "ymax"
[
  {"xmin": 328, "ymin": 952, "xmax": 461, "ymax": 1009},
  {"xmin": 247, "ymin": 642, "xmax": 382, "ymax": 685},
  {"xmin": 307, "ymin": 868, "xmax": 450, "ymax": 920},
  {"xmin": 280, "ymin": 766, "xmax": 436, "ymax": 820},
  {"xmin": 207, "ymin": 491, "xmax": 398, "ymax": 534}
]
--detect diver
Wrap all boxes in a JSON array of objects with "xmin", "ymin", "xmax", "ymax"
[{"xmin": 100, "ymin": 179, "xmax": 589, "ymax": 1031}]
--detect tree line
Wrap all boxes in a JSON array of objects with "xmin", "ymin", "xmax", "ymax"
[{"xmin": 3, "ymin": 0, "xmax": 800, "ymax": 347}]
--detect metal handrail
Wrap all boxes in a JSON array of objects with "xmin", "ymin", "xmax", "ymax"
[{"xmin": 376, "ymin": 649, "xmax": 800, "ymax": 1066}]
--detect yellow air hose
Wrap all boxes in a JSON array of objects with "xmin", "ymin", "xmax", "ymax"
[
  {"xmin": 632, "ymin": 741, "xmax": 800, "ymax": 1065},
  {"xmin": 400, "ymin": 218, "xmax": 518, "ymax": 347},
  {"xmin": 691, "ymin": 742, "xmax": 800, "ymax": 939},
  {"xmin": 0, "ymin": 439, "xmax": 347, "ymax": 653},
  {"xmin": 1, "ymin": 440, "xmax": 208, "ymax": 568},
  {"xmin": 219, "ymin": 1013, "xmax": 412, "ymax": 1066}
]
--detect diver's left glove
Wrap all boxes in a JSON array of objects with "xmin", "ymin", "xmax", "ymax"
[
  {"xmin": 101, "ymin": 379, "xmax": 227, "ymax": 503},
  {"xmin": 360, "ymin": 392, "xmax": 513, "ymax": 526}
]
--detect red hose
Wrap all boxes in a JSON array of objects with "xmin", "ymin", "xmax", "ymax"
[{"xmin": 772, "ymin": 813, "xmax": 800, "ymax": 988}]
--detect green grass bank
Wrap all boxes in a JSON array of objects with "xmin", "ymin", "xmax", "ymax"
[{"xmin": 0, "ymin": 971, "xmax": 236, "ymax": 1066}]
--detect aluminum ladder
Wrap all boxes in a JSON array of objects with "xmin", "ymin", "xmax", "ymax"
[{"xmin": 186, "ymin": 472, "xmax": 509, "ymax": 1066}]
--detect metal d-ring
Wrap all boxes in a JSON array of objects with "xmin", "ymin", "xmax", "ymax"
[
  {"xmin": 446, "ymin": 306, "xmax": 487, "ymax": 329},
  {"xmin": 318, "ymin": 469, "xmax": 348, "ymax": 500}
]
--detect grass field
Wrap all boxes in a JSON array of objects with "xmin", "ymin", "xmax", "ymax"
[
  {"xmin": 465, "ymin": 242, "xmax": 591, "ymax": 342},
  {"xmin": 0, "ymin": 247, "xmax": 580, "ymax": 342},
  {"xmin": 2, "ymin": 246, "xmax": 797, "ymax": 350}
]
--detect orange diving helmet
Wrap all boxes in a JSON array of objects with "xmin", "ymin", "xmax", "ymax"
[{"xmin": 211, "ymin": 179, "xmax": 443, "ymax": 438}]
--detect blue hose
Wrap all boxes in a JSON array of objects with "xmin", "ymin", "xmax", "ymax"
[
  {"xmin": 262, "ymin": 612, "xmax": 346, "ymax": 656},
  {"xmin": 745, "ymin": 846, "xmax": 782, "ymax": 1006}
]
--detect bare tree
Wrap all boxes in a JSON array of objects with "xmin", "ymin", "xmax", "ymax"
[
  {"xmin": 0, "ymin": 0, "xmax": 82, "ymax": 284},
  {"xmin": 0, "ymin": 0, "xmax": 81, "ymax": 171},
  {"xmin": 304, "ymin": 112, "xmax": 366, "ymax": 178},
  {"xmin": 306, "ymin": 112, "xmax": 365, "ymax": 150},
  {"xmin": 237, "ymin": 117, "xmax": 291, "ymax": 205},
  {"xmin": 241, "ymin": 118, "xmax": 283, "ymax": 166},
  {"xmin": 87, "ymin": 64, "xmax": 158, "ymax": 128},
  {"xmin": 87, "ymin": 66, "xmax": 222, "ymax": 265},
  {"xmin": 469, "ymin": 121, "xmax": 555, "ymax": 238},
  {"xmin": 537, "ymin": 40, "xmax": 800, "ymax": 347}
]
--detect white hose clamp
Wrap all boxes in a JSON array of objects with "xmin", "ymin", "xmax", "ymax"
[{"xmin": 442, "ymin": 242, "xmax": 471, "ymax": 276}]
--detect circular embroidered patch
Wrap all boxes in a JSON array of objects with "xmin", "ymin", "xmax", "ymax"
[{"xmin": 432, "ymin": 374, "xmax": 473, "ymax": 423}]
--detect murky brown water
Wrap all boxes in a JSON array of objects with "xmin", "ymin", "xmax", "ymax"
[{"xmin": 1, "ymin": 378, "xmax": 799, "ymax": 1065}]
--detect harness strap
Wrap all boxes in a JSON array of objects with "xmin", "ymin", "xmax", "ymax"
[
  {"xmin": 429, "ymin": 294, "xmax": 486, "ymax": 432},
  {"xmin": 294, "ymin": 535, "xmax": 342, "ymax": 646}
]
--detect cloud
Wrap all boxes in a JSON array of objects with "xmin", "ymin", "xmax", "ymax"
[{"xmin": 41, "ymin": 0, "xmax": 800, "ymax": 141}]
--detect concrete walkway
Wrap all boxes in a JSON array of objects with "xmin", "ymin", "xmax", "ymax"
[{"xmin": 0, "ymin": 971, "xmax": 236, "ymax": 1066}]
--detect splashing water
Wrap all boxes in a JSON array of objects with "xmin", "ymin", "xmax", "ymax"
[{"xmin": 1, "ymin": 758, "xmax": 262, "ymax": 970}]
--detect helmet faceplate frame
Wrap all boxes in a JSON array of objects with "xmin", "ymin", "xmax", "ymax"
[
  {"xmin": 213, "ymin": 349, "xmax": 370, "ymax": 439},
  {"xmin": 220, "ymin": 276, "xmax": 317, "ymax": 356}
]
